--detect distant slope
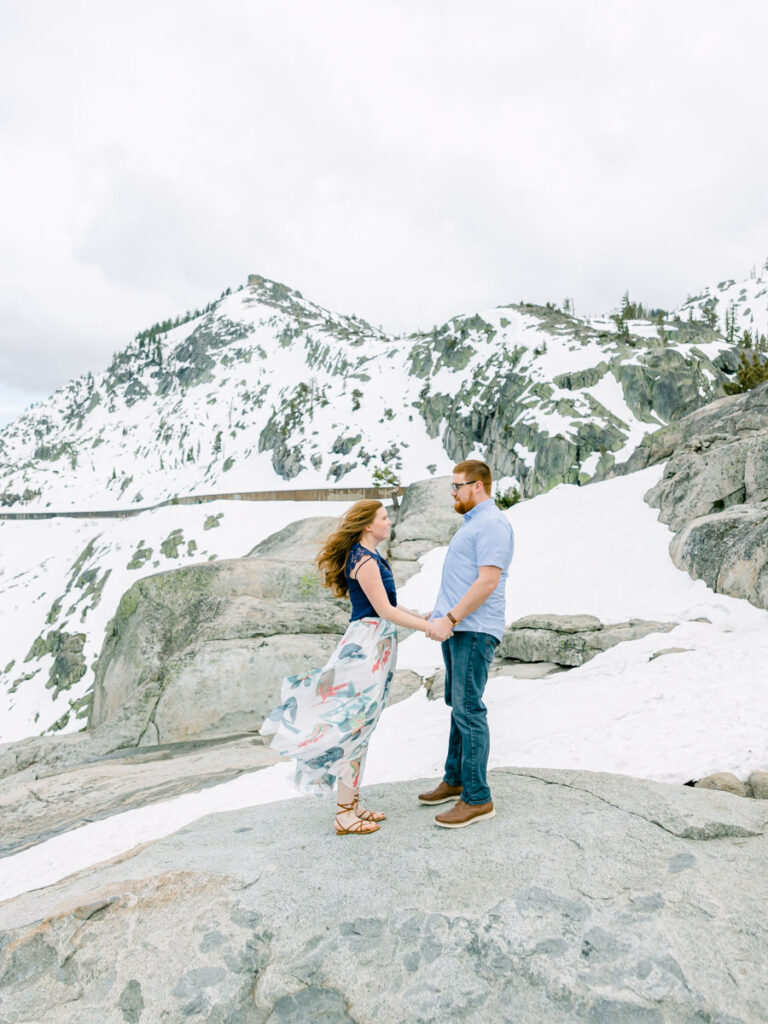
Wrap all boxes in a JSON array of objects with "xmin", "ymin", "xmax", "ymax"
[
  {"xmin": 674, "ymin": 267, "xmax": 768, "ymax": 340},
  {"xmin": 0, "ymin": 272, "xmax": 743, "ymax": 512}
]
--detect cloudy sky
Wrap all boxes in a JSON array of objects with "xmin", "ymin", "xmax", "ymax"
[{"xmin": 1, "ymin": 0, "xmax": 767, "ymax": 423}]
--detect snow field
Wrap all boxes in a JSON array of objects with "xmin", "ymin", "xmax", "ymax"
[
  {"xmin": 0, "ymin": 499, "xmax": 354, "ymax": 743},
  {"xmin": 2, "ymin": 466, "xmax": 767, "ymax": 903}
]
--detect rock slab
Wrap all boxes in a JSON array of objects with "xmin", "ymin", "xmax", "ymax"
[
  {"xmin": 498, "ymin": 614, "xmax": 677, "ymax": 666},
  {"xmin": 612, "ymin": 380, "xmax": 768, "ymax": 612},
  {"xmin": 89, "ymin": 516, "xmax": 351, "ymax": 748},
  {"xmin": 387, "ymin": 476, "xmax": 460, "ymax": 583},
  {"xmin": 2, "ymin": 768, "xmax": 768, "ymax": 1023}
]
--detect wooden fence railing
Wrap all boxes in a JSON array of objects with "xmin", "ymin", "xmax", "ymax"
[{"xmin": 0, "ymin": 486, "xmax": 405, "ymax": 521}]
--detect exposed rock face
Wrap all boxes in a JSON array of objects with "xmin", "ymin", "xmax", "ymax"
[
  {"xmin": 644, "ymin": 431, "xmax": 768, "ymax": 535},
  {"xmin": 90, "ymin": 518, "xmax": 351, "ymax": 747},
  {"xmin": 669, "ymin": 504, "xmax": 768, "ymax": 610},
  {"xmin": 387, "ymin": 476, "xmax": 460, "ymax": 582},
  {"xmin": 620, "ymin": 382, "xmax": 768, "ymax": 611},
  {"xmin": 412, "ymin": 310, "xmax": 732, "ymax": 498},
  {"xmin": 0, "ymin": 734, "xmax": 279, "ymax": 858},
  {"xmin": 498, "ymin": 614, "xmax": 676, "ymax": 667},
  {"xmin": 22, "ymin": 628, "xmax": 87, "ymax": 701},
  {"xmin": 3, "ymin": 769, "xmax": 768, "ymax": 1023},
  {"xmin": 0, "ymin": 505, "xmax": 435, "ymax": 783},
  {"xmin": 246, "ymin": 514, "xmax": 338, "ymax": 561},
  {"xmin": 610, "ymin": 380, "xmax": 768, "ymax": 481}
]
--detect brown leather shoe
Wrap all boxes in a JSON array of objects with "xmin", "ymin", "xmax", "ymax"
[
  {"xmin": 434, "ymin": 800, "xmax": 495, "ymax": 828},
  {"xmin": 418, "ymin": 781, "xmax": 463, "ymax": 805}
]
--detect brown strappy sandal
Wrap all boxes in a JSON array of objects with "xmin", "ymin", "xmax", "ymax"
[
  {"xmin": 354, "ymin": 796, "xmax": 386, "ymax": 823},
  {"xmin": 335, "ymin": 800, "xmax": 380, "ymax": 836}
]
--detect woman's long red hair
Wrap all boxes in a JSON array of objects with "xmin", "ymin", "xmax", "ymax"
[{"xmin": 316, "ymin": 500, "xmax": 383, "ymax": 598}]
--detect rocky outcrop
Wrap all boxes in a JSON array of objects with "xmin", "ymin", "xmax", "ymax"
[
  {"xmin": 617, "ymin": 382, "xmax": 768, "ymax": 611},
  {"xmin": 2, "ymin": 769, "xmax": 768, "ymax": 1023},
  {"xmin": 669, "ymin": 504, "xmax": 768, "ymax": 610},
  {"xmin": 0, "ymin": 734, "xmax": 279, "ymax": 858},
  {"xmin": 90, "ymin": 517, "xmax": 350, "ymax": 747},
  {"xmin": 413, "ymin": 308, "xmax": 732, "ymax": 497},
  {"xmin": 498, "ymin": 614, "xmax": 676, "ymax": 667},
  {"xmin": 387, "ymin": 476, "xmax": 460, "ymax": 582},
  {"xmin": 0, "ymin": 504, "xmax": 435, "ymax": 783},
  {"xmin": 750, "ymin": 771, "xmax": 768, "ymax": 799},
  {"xmin": 610, "ymin": 379, "xmax": 768, "ymax": 485}
]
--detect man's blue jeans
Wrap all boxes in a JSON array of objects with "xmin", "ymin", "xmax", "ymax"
[{"xmin": 441, "ymin": 630, "xmax": 499, "ymax": 805}]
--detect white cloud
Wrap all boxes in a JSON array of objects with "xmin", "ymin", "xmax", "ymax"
[{"xmin": 1, "ymin": 0, "xmax": 767, "ymax": 393}]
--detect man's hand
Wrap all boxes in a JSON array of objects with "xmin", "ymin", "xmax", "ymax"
[{"xmin": 426, "ymin": 616, "xmax": 454, "ymax": 642}]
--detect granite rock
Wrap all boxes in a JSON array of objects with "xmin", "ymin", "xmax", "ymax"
[
  {"xmin": 2, "ymin": 769, "xmax": 768, "ymax": 1023},
  {"xmin": 387, "ymin": 477, "xmax": 460, "ymax": 583},
  {"xmin": 498, "ymin": 615, "xmax": 676, "ymax": 667},
  {"xmin": 614, "ymin": 381, "xmax": 768, "ymax": 612},
  {"xmin": 693, "ymin": 772, "xmax": 749, "ymax": 798},
  {"xmin": 748, "ymin": 771, "xmax": 768, "ymax": 799}
]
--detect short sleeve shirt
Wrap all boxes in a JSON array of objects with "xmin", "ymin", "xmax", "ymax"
[{"xmin": 430, "ymin": 499, "xmax": 515, "ymax": 641}]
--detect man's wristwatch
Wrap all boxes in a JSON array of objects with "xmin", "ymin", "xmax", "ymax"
[{"xmin": 446, "ymin": 611, "xmax": 459, "ymax": 625}]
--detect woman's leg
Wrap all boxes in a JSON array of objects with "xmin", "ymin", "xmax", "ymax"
[
  {"xmin": 335, "ymin": 779, "xmax": 377, "ymax": 833},
  {"xmin": 350, "ymin": 749, "xmax": 386, "ymax": 821}
]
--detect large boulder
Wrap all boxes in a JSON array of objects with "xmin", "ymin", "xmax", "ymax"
[
  {"xmin": 693, "ymin": 772, "xmax": 749, "ymax": 798},
  {"xmin": 644, "ymin": 435, "xmax": 768, "ymax": 533},
  {"xmin": 608, "ymin": 378, "xmax": 768, "ymax": 479},
  {"xmin": 624, "ymin": 381, "xmax": 768, "ymax": 611},
  {"xmin": 90, "ymin": 554, "xmax": 349, "ymax": 747},
  {"xmin": 244, "ymin": 514, "xmax": 343, "ymax": 600},
  {"xmin": 388, "ymin": 476, "xmax": 460, "ymax": 582},
  {"xmin": 498, "ymin": 614, "xmax": 676, "ymax": 667},
  {"xmin": 246, "ymin": 514, "xmax": 338, "ymax": 561},
  {"xmin": 669, "ymin": 503, "xmax": 768, "ymax": 609},
  {"xmin": 2, "ymin": 769, "xmax": 768, "ymax": 1023}
]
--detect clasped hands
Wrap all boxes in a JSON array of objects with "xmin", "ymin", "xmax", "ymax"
[{"xmin": 424, "ymin": 614, "xmax": 454, "ymax": 643}]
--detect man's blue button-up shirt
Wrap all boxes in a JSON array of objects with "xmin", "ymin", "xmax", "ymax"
[{"xmin": 431, "ymin": 498, "xmax": 515, "ymax": 642}]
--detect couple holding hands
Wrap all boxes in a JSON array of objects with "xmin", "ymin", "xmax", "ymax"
[{"xmin": 261, "ymin": 459, "xmax": 515, "ymax": 835}]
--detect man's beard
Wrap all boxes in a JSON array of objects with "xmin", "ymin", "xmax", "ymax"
[{"xmin": 453, "ymin": 498, "xmax": 471, "ymax": 515}]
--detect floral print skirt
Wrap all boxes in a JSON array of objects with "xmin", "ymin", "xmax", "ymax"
[{"xmin": 261, "ymin": 617, "xmax": 397, "ymax": 795}]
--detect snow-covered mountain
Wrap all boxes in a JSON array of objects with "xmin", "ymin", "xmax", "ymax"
[
  {"xmin": 675, "ymin": 266, "xmax": 768, "ymax": 341},
  {"xmin": 0, "ymin": 266, "xmax": 761, "ymax": 747},
  {"xmin": 0, "ymin": 271, "xmax": 746, "ymax": 512}
]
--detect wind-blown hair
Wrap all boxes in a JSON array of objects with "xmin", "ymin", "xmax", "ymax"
[{"xmin": 316, "ymin": 500, "xmax": 383, "ymax": 598}]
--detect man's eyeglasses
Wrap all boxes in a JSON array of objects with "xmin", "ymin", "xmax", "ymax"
[{"xmin": 450, "ymin": 480, "xmax": 478, "ymax": 493}]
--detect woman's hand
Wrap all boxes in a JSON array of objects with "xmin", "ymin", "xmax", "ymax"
[{"xmin": 426, "ymin": 616, "xmax": 454, "ymax": 642}]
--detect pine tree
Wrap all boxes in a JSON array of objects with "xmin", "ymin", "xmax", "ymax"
[
  {"xmin": 723, "ymin": 351, "xmax": 768, "ymax": 394},
  {"xmin": 702, "ymin": 300, "xmax": 718, "ymax": 329},
  {"xmin": 724, "ymin": 302, "xmax": 738, "ymax": 344}
]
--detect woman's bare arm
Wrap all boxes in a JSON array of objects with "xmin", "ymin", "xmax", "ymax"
[{"xmin": 353, "ymin": 558, "xmax": 430, "ymax": 632}]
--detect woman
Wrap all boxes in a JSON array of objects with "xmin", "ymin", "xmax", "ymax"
[{"xmin": 261, "ymin": 500, "xmax": 432, "ymax": 835}]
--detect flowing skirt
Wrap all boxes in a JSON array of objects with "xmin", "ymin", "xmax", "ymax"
[{"xmin": 261, "ymin": 617, "xmax": 398, "ymax": 795}]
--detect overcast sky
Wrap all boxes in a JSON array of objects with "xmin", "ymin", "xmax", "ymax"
[{"xmin": 1, "ymin": 0, "xmax": 767, "ymax": 423}]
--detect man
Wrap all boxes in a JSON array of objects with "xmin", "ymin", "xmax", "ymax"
[{"xmin": 422, "ymin": 459, "xmax": 515, "ymax": 828}]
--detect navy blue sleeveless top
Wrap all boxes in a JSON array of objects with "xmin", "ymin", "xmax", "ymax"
[{"xmin": 345, "ymin": 542, "xmax": 397, "ymax": 621}]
